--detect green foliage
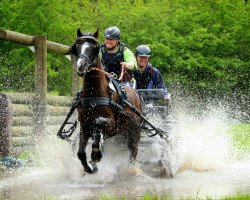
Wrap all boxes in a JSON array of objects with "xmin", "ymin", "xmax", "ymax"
[
  {"xmin": 0, "ymin": 0, "xmax": 249, "ymax": 96},
  {"xmin": 229, "ymin": 123, "xmax": 250, "ymax": 152}
]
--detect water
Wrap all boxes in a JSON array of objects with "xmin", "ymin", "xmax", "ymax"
[{"xmin": 0, "ymin": 98, "xmax": 249, "ymax": 199}]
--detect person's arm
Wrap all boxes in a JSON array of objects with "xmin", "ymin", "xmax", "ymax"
[
  {"xmin": 121, "ymin": 48, "xmax": 138, "ymax": 71},
  {"xmin": 153, "ymin": 68, "xmax": 168, "ymax": 97}
]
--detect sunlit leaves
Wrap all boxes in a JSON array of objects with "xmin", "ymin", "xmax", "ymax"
[{"xmin": 0, "ymin": 0, "xmax": 249, "ymax": 95}]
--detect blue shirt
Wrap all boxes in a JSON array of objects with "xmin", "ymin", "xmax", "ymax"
[{"xmin": 133, "ymin": 63, "xmax": 168, "ymax": 97}]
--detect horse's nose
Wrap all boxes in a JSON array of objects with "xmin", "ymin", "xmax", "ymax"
[
  {"xmin": 77, "ymin": 58, "xmax": 87, "ymax": 68},
  {"xmin": 76, "ymin": 58, "xmax": 88, "ymax": 74},
  {"xmin": 77, "ymin": 66, "xmax": 84, "ymax": 74}
]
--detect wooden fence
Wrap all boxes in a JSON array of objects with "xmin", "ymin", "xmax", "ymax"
[
  {"xmin": 0, "ymin": 94, "xmax": 11, "ymax": 157},
  {"xmin": 0, "ymin": 28, "xmax": 81, "ymax": 97},
  {"xmin": 1, "ymin": 92, "xmax": 73, "ymax": 156},
  {"xmin": 0, "ymin": 29, "xmax": 80, "ymax": 157}
]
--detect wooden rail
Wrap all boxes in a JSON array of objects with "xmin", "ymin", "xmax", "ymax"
[
  {"xmin": 0, "ymin": 28, "xmax": 81, "ymax": 96},
  {"xmin": 0, "ymin": 29, "xmax": 71, "ymax": 54}
]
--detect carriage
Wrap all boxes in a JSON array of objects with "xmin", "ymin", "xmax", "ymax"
[
  {"xmin": 137, "ymin": 89, "xmax": 170, "ymax": 115},
  {"xmin": 57, "ymin": 28, "xmax": 174, "ymax": 175}
]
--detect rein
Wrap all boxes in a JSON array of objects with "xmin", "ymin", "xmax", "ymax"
[{"xmin": 87, "ymin": 67, "xmax": 118, "ymax": 79}]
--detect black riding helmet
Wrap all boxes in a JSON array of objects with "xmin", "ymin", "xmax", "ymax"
[
  {"xmin": 104, "ymin": 26, "xmax": 121, "ymax": 39},
  {"xmin": 135, "ymin": 45, "xmax": 151, "ymax": 57}
]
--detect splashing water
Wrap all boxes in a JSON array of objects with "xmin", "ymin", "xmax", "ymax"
[
  {"xmin": 176, "ymin": 107, "xmax": 234, "ymax": 172},
  {"xmin": 34, "ymin": 97, "xmax": 247, "ymax": 179},
  {"xmin": 0, "ymin": 94, "xmax": 249, "ymax": 199}
]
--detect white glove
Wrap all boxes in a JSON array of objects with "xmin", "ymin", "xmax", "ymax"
[{"xmin": 164, "ymin": 93, "xmax": 171, "ymax": 102}]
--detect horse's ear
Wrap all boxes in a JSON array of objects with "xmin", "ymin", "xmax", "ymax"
[
  {"xmin": 71, "ymin": 44, "xmax": 77, "ymax": 56},
  {"xmin": 77, "ymin": 28, "xmax": 83, "ymax": 37},
  {"xmin": 93, "ymin": 28, "xmax": 99, "ymax": 39}
]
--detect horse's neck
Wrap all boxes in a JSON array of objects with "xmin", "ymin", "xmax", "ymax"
[{"xmin": 83, "ymin": 58, "xmax": 109, "ymax": 97}]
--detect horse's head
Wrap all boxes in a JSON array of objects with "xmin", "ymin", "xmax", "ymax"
[{"xmin": 71, "ymin": 28, "xmax": 100, "ymax": 75}]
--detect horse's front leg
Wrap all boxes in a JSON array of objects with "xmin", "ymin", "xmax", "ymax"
[
  {"xmin": 90, "ymin": 116, "xmax": 107, "ymax": 163},
  {"xmin": 77, "ymin": 128, "xmax": 98, "ymax": 174},
  {"xmin": 91, "ymin": 130, "xmax": 103, "ymax": 162}
]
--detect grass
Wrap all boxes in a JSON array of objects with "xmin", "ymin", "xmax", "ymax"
[
  {"xmin": 2, "ymin": 90, "xmax": 64, "ymax": 96},
  {"xmin": 0, "ymin": 193, "xmax": 249, "ymax": 200},
  {"xmin": 97, "ymin": 192, "xmax": 250, "ymax": 200}
]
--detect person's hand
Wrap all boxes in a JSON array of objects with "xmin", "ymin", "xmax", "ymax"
[
  {"xmin": 163, "ymin": 93, "xmax": 171, "ymax": 104},
  {"xmin": 121, "ymin": 62, "xmax": 134, "ymax": 70},
  {"xmin": 118, "ymin": 62, "xmax": 127, "ymax": 81},
  {"xmin": 120, "ymin": 62, "xmax": 127, "ymax": 69}
]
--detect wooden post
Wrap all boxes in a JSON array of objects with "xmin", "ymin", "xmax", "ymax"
[
  {"xmin": 33, "ymin": 36, "xmax": 47, "ymax": 136},
  {"xmin": 0, "ymin": 94, "xmax": 11, "ymax": 157},
  {"xmin": 71, "ymin": 55, "xmax": 81, "ymax": 96}
]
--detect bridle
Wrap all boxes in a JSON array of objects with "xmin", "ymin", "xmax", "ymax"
[
  {"xmin": 77, "ymin": 36, "xmax": 100, "ymax": 73},
  {"xmin": 76, "ymin": 35, "xmax": 121, "ymax": 79}
]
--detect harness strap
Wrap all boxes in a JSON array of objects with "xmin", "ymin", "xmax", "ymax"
[
  {"xmin": 78, "ymin": 97, "xmax": 109, "ymax": 107},
  {"xmin": 111, "ymin": 79, "xmax": 128, "ymax": 106},
  {"xmin": 77, "ymin": 97, "xmax": 123, "ymax": 111}
]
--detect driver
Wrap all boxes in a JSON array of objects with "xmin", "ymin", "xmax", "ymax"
[
  {"xmin": 100, "ymin": 26, "xmax": 137, "ymax": 82},
  {"xmin": 133, "ymin": 45, "xmax": 170, "ymax": 102}
]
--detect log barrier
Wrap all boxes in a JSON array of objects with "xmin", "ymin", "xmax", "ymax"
[
  {"xmin": 0, "ymin": 29, "xmax": 81, "ymax": 156},
  {"xmin": 1, "ymin": 92, "xmax": 73, "ymax": 156}
]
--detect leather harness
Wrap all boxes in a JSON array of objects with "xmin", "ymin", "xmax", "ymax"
[{"xmin": 76, "ymin": 78, "xmax": 127, "ymax": 115}]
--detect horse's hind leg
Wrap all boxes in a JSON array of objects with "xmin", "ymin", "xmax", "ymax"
[
  {"xmin": 77, "ymin": 129, "xmax": 98, "ymax": 174},
  {"xmin": 127, "ymin": 129, "xmax": 140, "ymax": 163}
]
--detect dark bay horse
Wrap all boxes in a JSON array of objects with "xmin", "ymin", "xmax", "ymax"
[{"xmin": 71, "ymin": 28, "xmax": 143, "ymax": 174}]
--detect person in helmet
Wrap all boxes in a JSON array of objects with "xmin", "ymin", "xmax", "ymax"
[
  {"xmin": 133, "ymin": 45, "xmax": 170, "ymax": 102},
  {"xmin": 100, "ymin": 26, "xmax": 137, "ymax": 80}
]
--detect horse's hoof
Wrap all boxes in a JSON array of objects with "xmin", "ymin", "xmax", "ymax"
[
  {"xmin": 89, "ymin": 161, "xmax": 98, "ymax": 173},
  {"xmin": 83, "ymin": 162, "xmax": 98, "ymax": 174}
]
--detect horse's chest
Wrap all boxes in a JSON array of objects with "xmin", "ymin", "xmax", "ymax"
[{"xmin": 78, "ymin": 107, "xmax": 114, "ymax": 122}]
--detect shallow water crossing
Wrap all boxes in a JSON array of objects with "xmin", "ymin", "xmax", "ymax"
[{"xmin": 0, "ymin": 102, "xmax": 249, "ymax": 199}]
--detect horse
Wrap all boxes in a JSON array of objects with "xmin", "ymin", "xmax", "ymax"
[{"xmin": 71, "ymin": 28, "xmax": 143, "ymax": 174}]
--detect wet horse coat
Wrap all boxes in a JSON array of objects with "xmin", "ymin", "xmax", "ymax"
[{"xmin": 71, "ymin": 28, "xmax": 142, "ymax": 173}]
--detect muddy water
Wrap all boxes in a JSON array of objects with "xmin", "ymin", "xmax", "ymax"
[{"xmin": 0, "ymin": 105, "xmax": 250, "ymax": 200}]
